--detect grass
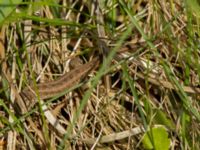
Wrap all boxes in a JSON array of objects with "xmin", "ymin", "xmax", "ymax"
[{"xmin": 0, "ymin": 0, "xmax": 200, "ymax": 149}]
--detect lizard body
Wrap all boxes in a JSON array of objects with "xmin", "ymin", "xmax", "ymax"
[{"xmin": 20, "ymin": 57, "xmax": 99, "ymax": 111}]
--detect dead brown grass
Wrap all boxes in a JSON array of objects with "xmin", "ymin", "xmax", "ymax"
[{"xmin": 0, "ymin": 0, "xmax": 200, "ymax": 149}]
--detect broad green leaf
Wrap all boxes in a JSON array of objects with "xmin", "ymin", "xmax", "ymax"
[
  {"xmin": 153, "ymin": 109, "xmax": 175, "ymax": 130},
  {"xmin": 142, "ymin": 126, "xmax": 171, "ymax": 150},
  {"xmin": 186, "ymin": 0, "xmax": 200, "ymax": 18},
  {"xmin": 0, "ymin": 0, "xmax": 22, "ymax": 24}
]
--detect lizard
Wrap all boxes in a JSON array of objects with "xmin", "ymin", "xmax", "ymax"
[
  {"xmin": 20, "ymin": 56, "xmax": 100, "ymax": 111},
  {"xmin": 16, "ymin": 56, "xmax": 100, "ymax": 136}
]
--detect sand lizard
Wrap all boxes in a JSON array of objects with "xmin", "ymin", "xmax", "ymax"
[
  {"xmin": 16, "ymin": 57, "xmax": 100, "ymax": 136},
  {"xmin": 19, "ymin": 57, "xmax": 99, "ymax": 112}
]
